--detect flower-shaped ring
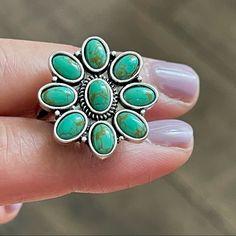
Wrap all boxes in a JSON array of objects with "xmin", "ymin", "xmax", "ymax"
[{"xmin": 38, "ymin": 36, "xmax": 159, "ymax": 159}]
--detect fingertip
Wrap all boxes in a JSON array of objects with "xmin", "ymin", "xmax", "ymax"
[
  {"xmin": 0, "ymin": 203, "xmax": 22, "ymax": 224},
  {"xmin": 148, "ymin": 119, "xmax": 194, "ymax": 149},
  {"xmin": 143, "ymin": 58, "xmax": 200, "ymax": 120},
  {"xmin": 71, "ymin": 141, "xmax": 193, "ymax": 193}
]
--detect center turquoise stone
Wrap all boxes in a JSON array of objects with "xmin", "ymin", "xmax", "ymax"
[{"xmin": 88, "ymin": 79, "xmax": 112, "ymax": 112}]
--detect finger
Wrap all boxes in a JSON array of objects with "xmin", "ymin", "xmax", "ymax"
[
  {"xmin": 0, "ymin": 39, "xmax": 76, "ymax": 116},
  {"xmin": 0, "ymin": 203, "xmax": 22, "ymax": 224},
  {"xmin": 0, "ymin": 117, "xmax": 193, "ymax": 204},
  {"xmin": 0, "ymin": 39, "xmax": 199, "ymax": 119}
]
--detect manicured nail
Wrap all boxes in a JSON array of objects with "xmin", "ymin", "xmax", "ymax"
[
  {"xmin": 143, "ymin": 59, "xmax": 199, "ymax": 103},
  {"xmin": 148, "ymin": 120, "xmax": 193, "ymax": 148},
  {"xmin": 4, "ymin": 203, "xmax": 22, "ymax": 214}
]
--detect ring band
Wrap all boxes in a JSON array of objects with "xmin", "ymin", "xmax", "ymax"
[{"xmin": 38, "ymin": 36, "xmax": 159, "ymax": 159}]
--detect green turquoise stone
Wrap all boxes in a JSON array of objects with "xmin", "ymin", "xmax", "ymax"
[
  {"xmin": 41, "ymin": 85, "xmax": 75, "ymax": 107},
  {"xmin": 113, "ymin": 54, "xmax": 140, "ymax": 81},
  {"xmin": 88, "ymin": 79, "xmax": 111, "ymax": 112},
  {"xmin": 52, "ymin": 54, "xmax": 81, "ymax": 80},
  {"xmin": 56, "ymin": 112, "xmax": 86, "ymax": 140},
  {"xmin": 116, "ymin": 111, "xmax": 147, "ymax": 139},
  {"xmin": 91, "ymin": 123, "xmax": 116, "ymax": 154},
  {"xmin": 123, "ymin": 85, "xmax": 156, "ymax": 107},
  {"xmin": 85, "ymin": 39, "xmax": 107, "ymax": 69}
]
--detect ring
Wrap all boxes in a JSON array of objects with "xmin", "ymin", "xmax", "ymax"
[{"xmin": 38, "ymin": 36, "xmax": 159, "ymax": 159}]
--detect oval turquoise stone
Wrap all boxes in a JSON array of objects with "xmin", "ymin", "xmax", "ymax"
[
  {"xmin": 88, "ymin": 79, "xmax": 111, "ymax": 112},
  {"xmin": 116, "ymin": 111, "xmax": 147, "ymax": 139},
  {"xmin": 123, "ymin": 85, "xmax": 156, "ymax": 107},
  {"xmin": 85, "ymin": 39, "xmax": 107, "ymax": 69},
  {"xmin": 41, "ymin": 85, "xmax": 75, "ymax": 107},
  {"xmin": 56, "ymin": 112, "xmax": 86, "ymax": 140},
  {"xmin": 113, "ymin": 54, "xmax": 140, "ymax": 81},
  {"xmin": 52, "ymin": 54, "xmax": 82, "ymax": 80},
  {"xmin": 91, "ymin": 123, "xmax": 116, "ymax": 154}
]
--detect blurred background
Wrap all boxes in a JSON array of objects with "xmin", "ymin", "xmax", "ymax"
[{"xmin": 0, "ymin": 0, "xmax": 235, "ymax": 234}]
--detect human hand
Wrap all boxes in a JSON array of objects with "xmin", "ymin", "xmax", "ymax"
[{"xmin": 0, "ymin": 39, "xmax": 199, "ymax": 223}]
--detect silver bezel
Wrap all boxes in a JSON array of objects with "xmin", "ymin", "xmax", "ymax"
[
  {"xmin": 119, "ymin": 82, "xmax": 159, "ymax": 110},
  {"xmin": 109, "ymin": 51, "xmax": 143, "ymax": 84},
  {"xmin": 81, "ymin": 36, "xmax": 110, "ymax": 73},
  {"xmin": 84, "ymin": 78, "xmax": 114, "ymax": 114},
  {"xmin": 113, "ymin": 109, "xmax": 149, "ymax": 143},
  {"xmin": 38, "ymin": 83, "xmax": 78, "ymax": 111},
  {"xmin": 49, "ymin": 51, "xmax": 84, "ymax": 84},
  {"xmin": 88, "ymin": 121, "xmax": 117, "ymax": 159},
  {"xmin": 37, "ymin": 36, "xmax": 158, "ymax": 160},
  {"xmin": 54, "ymin": 110, "xmax": 88, "ymax": 143}
]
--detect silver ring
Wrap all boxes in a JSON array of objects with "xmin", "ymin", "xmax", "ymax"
[{"xmin": 38, "ymin": 36, "xmax": 159, "ymax": 159}]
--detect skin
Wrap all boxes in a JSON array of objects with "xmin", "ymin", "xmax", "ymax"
[{"xmin": 0, "ymin": 39, "xmax": 199, "ymax": 224}]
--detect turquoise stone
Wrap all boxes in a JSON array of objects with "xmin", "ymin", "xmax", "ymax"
[
  {"xmin": 116, "ymin": 111, "xmax": 147, "ymax": 139},
  {"xmin": 52, "ymin": 54, "xmax": 82, "ymax": 80},
  {"xmin": 113, "ymin": 54, "xmax": 140, "ymax": 81},
  {"xmin": 41, "ymin": 85, "xmax": 75, "ymax": 107},
  {"xmin": 85, "ymin": 39, "xmax": 107, "ymax": 69},
  {"xmin": 56, "ymin": 112, "xmax": 86, "ymax": 140},
  {"xmin": 91, "ymin": 123, "xmax": 116, "ymax": 154},
  {"xmin": 88, "ymin": 79, "xmax": 111, "ymax": 112},
  {"xmin": 123, "ymin": 85, "xmax": 156, "ymax": 107}
]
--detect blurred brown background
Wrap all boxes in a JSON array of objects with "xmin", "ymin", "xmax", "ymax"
[{"xmin": 0, "ymin": 0, "xmax": 235, "ymax": 235}]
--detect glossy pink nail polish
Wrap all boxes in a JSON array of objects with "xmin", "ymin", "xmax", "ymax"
[
  {"xmin": 148, "ymin": 120, "xmax": 193, "ymax": 148},
  {"xmin": 4, "ymin": 203, "xmax": 22, "ymax": 214},
  {"xmin": 143, "ymin": 59, "xmax": 199, "ymax": 103}
]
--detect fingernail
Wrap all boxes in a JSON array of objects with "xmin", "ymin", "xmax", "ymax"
[
  {"xmin": 148, "ymin": 120, "xmax": 193, "ymax": 148},
  {"xmin": 144, "ymin": 59, "xmax": 199, "ymax": 103},
  {"xmin": 4, "ymin": 203, "xmax": 22, "ymax": 214}
]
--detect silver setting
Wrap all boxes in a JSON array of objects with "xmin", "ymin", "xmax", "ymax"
[
  {"xmin": 111, "ymin": 51, "xmax": 117, "ymax": 57},
  {"xmin": 54, "ymin": 110, "xmax": 88, "ymax": 143},
  {"xmin": 140, "ymin": 109, "xmax": 146, "ymax": 116},
  {"xmin": 119, "ymin": 82, "xmax": 159, "ymax": 110},
  {"xmin": 81, "ymin": 36, "xmax": 110, "ymax": 73},
  {"xmin": 78, "ymin": 75, "xmax": 118, "ymax": 120},
  {"xmin": 81, "ymin": 136, "xmax": 87, "ymax": 142},
  {"xmin": 137, "ymin": 76, "xmax": 142, "ymax": 82},
  {"xmin": 52, "ymin": 76, "xmax": 58, "ymax": 82},
  {"xmin": 109, "ymin": 51, "xmax": 143, "ymax": 84},
  {"xmin": 38, "ymin": 83, "xmax": 78, "ymax": 111},
  {"xmin": 55, "ymin": 110, "xmax": 61, "ymax": 117},
  {"xmin": 113, "ymin": 109, "xmax": 149, "ymax": 143},
  {"xmin": 38, "ymin": 36, "xmax": 158, "ymax": 159},
  {"xmin": 74, "ymin": 50, "xmax": 81, "ymax": 57},
  {"xmin": 49, "ymin": 51, "xmax": 84, "ymax": 84},
  {"xmin": 88, "ymin": 120, "xmax": 117, "ymax": 159}
]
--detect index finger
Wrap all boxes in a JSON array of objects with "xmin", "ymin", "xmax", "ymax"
[{"xmin": 0, "ymin": 39, "xmax": 199, "ymax": 119}]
